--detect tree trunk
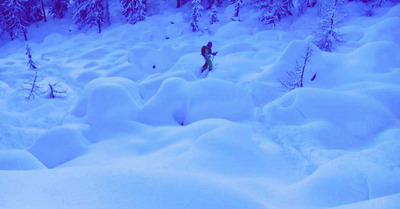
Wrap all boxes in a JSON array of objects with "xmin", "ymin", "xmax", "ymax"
[
  {"xmin": 105, "ymin": 0, "xmax": 110, "ymax": 24},
  {"xmin": 23, "ymin": 29, "xmax": 28, "ymax": 41},
  {"xmin": 177, "ymin": 0, "xmax": 181, "ymax": 8},
  {"xmin": 98, "ymin": 20, "xmax": 102, "ymax": 33},
  {"xmin": 41, "ymin": 0, "xmax": 47, "ymax": 22}
]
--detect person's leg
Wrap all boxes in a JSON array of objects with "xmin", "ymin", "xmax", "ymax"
[
  {"xmin": 201, "ymin": 59, "xmax": 208, "ymax": 72},
  {"xmin": 207, "ymin": 58, "xmax": 213, "ymax": 71}
]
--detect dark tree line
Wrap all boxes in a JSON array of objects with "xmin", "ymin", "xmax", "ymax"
[{"xmin": 0, "ymin": 0, "xmax": 393, "ymax": 40}]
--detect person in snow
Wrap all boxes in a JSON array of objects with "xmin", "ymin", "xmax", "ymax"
[{"xmin": 201, "ymin": 41, "xmax": 218, "ymax": 73}]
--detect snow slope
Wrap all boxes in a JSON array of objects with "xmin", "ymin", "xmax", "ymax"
[{"xmin": 0, "ymin": 2, "xmax": 400, "ymax": 209}]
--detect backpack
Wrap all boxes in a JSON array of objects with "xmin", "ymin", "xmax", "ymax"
[{"xmin": 201, "ymin": 46, "xmax": 209, "ymax": 57}]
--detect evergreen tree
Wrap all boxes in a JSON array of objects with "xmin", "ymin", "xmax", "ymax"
[
  {"xmin": 209, "ymin": 3, "xmax": 218, "ymax": 24},
  {"xmin": 314, "ymin": 0, "xmax": 345, "ymax": 51},
  {"xmin": 2, "ymin": 0, "xmax": 28, "ymax": 40},
  {"xmin": 216, "ymin": 0, "xmax": 224, "ymax": 7},
  {"xmin": 49, "ymin": 0, "xmax": 69, "ymax": 18},
  {"xmin": 189, "ymin": 0, "xmax": 202, "ymax": 32},
  {"xmin": 233, "ymin": 0, "xmax": 243, "ymax": 18},
  {"xmin": 253, "ymin": 0, "xmax": 294, "ymax": 27},
  {"xmin": 73, "ymin": 0, "xmax": 110, "ymax": 33},
  {"xmin": 0, "ymin": 4, "xmax": 6, "ymax": 36},
  {"xmin": 23, "ymin": 0, "xmax": 45, "ymax": 23},
  {"xmin": 121, "ymin": 0, "xmax": 146, "ymax": 24},
  {"xmin": 23, "ymin": 44, "xmax": 42, "ymax": 100}
]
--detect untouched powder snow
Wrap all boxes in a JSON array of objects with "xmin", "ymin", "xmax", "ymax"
[{"xmin": 0, "ymin": 2, "xmax": 400, "ymax": 209}]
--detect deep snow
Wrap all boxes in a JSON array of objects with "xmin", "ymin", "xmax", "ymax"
[{"xmin": 0, "ymin": 2, "xmax": 400, "ymax": 209}]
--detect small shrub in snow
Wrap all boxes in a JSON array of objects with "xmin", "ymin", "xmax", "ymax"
[
  {"xmin": 23, "ymin": 45, "xmax": 42, "ymax": 100},
  {"xmin": 48, "ymin": 0, "xmax": 69, "ymax": 18},
  {"xmin": 46, "ymin": 83, "xmax": 67, "ymax": 99},
  {"xmin": 280, "ymin": 45, "xmax": 313, "ymax": 91},
  {"xmin": 314, "ymin": 0, "xmax": 345, "ymax": 52},
  {"xmin": 121, "ymin": 0, "xmax": 146, "ymax": 24},
  {"xmin": 189, "ymin": 0, "xmax": 203, "ymax": 32}
]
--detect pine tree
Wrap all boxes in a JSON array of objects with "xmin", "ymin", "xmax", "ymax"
[
  {"xmin": 253, "ymin": 0, "xmax": 294, "ymax": 27},
  {"xmin": 2, "ymin": 0, "xmax": 28, "ymax": 40},
  {"xmin": 73, "ymin": 0, "xmax": 110, "ymax": 33},
  {"xmin": 209, "ymin": 3, "xmax": 218, "ymax": 24},
  {"xmin": 26, "ymin": 45, "xmax": 37, "ymax": 70},
  {"xmin": 0, "ymin": 4, "xmax": 6, "ymax": 37},
  {"xmin": 189, "ymin": 0, "xmax": 202, "ymax": 32},
  {"xmin": 23, "ymin": 45, "xmax": 42, "ymax": 100},
  {"xmin": 314, "ymin": 0, "xmax": 345, "ymax": 52},
  {"xmin": 280, "ymin": 45, "xmax": 313, "ymax": 90},
  {"xmin": 216, "ymin": 0, "xmax": 223, "ymax": 7},
  {"xmin": 23, "ymin": 0, "xmax": 45, "ymax": 23},
  {"xmin": 233, "ymin": 0, "xmax": 243, "ymax": 18},
  {"xmin": 121, "ymin": 0, "xmax": 146, "ymax": 24},
  {"xmin": 49, "ymin": 0, "xmax": 69, "ymax": 18}
]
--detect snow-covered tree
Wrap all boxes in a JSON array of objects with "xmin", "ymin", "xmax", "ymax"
[
  {"xmin": 73, "ymin": 0, "xmax": 110, "ymax": 33},
  {"xmin": 23, "ymin": 45, "xmax": 42, "ymax": 100},
  {"xmin": 209, "ymin": 3, "xmax": 218, "ymax": 24},
  {"xmin": 280, "ymin": 45, "xmax": 313, "ymax": 90},
  {"xmin": 121, "ymin": 0, "xmax": 146, "ymax": 24},
  {"xmin": 314, "ymin": 0, "xmax": 345, "ymax": 51},
  {"xmin": 189, "ymin": 0, "xmax": 203, "ymax": 32},
  {"xmin": 216, "ymin": 0, "xmax": 224, "ymax": 7},
  {"xmin": 26, "ymin": 44, "xmax": 37, "ymax": 70},
  {"xmin": 233, "ymin": 0, "xmax": 243, "ymax": 18},
  {"xmin": 252, "ymin": 0, "xmax": 294, "ymax": 27},
  {"xmin": 23, "ymin": 0, "xmax": 46, "ymax": 23},
  {"xmin": 1, "ymin": 0, "xmax": 28, "ymax": 40},
  {"xmin": 48, "ymin": 0, "xmax": 69, "ymax": 18}
]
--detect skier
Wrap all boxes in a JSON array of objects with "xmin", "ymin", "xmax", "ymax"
[{"xmin": 201, "ymin": 42, "xmax": 218, "ymax": 73}]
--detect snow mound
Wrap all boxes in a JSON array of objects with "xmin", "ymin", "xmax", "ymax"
[
  {"xmin": 215, "ymin": 21, "xmax": 253, "ymax": 40},
  {"xmin": 128, "ymin": 45, "xmax": 177, "ymax": 73},
  {"xmin": 72, "ymin": 77, "xmax": 142, "ymax": 118},
  {"xmin": 28, "ymin": 127, "xmax": 90, "ymax": 168},
  {"xmin": 344, "ymin": 42, "xmax": 400, "ymax": 73},
  {"xmin": 289, "ymin": 158, "xmax": 369, "ymax": 208},
  {"xmin": 0, "ymin": 150, "xmax": 45, "ymax": 170},
  {"xmin": 174, "ymin": 124, "xmax": 296, "ymax": 178},
  {"xmin": 329, "ymin": 193, "xmax": 400, "ymax": 209},
  {"xmin": 86, "ymin": 83, "xmax": 140, "ymax": 127},
  {"xmin": 262, "ymin": 88, "xmax": 398, "ymax": 149},
  {"xmin": 360, "ymin": 17, "xmax": 400, "ymax": 45},
  {"xmin": 138, "ymin": 78, "xmax": 253, "ymax": 125}
]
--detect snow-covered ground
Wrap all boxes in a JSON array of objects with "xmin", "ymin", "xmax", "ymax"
[{"xmin": 1, "ymin": 2, "xmax": 400, "ymax": 209}]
